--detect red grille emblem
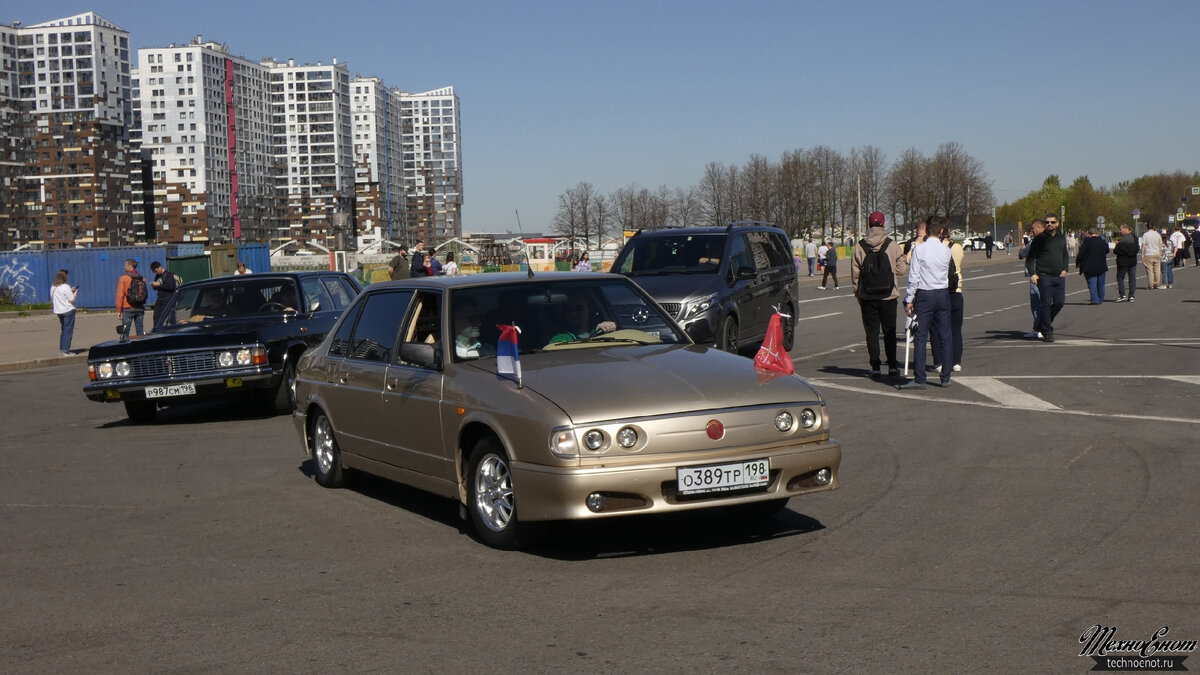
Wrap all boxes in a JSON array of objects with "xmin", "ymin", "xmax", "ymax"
[{"xmin": 706, "ymin": 420, "xmax": 724, "ymax": 440}]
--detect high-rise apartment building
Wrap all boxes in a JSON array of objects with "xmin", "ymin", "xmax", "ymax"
[
  {"xmin": 263, "ymin": 57, "xmax": 354, "ymax": 250},
  {"xmin": 132, "ymin": 37, "xmax": 274, "ymax": 244},
  {"xmin": 0, "ymin": 12, "xmax": 132, "ymax": 249},
  {"xmin": 399, "ymin": 87, "xmax": 461, "ymax": 244},
  {"xmin": 351, "ymin": 76, "xmax": 405, "ymax": 245}
]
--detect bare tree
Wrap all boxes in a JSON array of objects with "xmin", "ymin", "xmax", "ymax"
[
  {"xmin": 811, "ymin": 146, "xmax": 846, "ymax": 241},
  {"xmin": 886, "ymin": 147, "xmax": 931, "ymax": 232},
  {"xmin": 741, "ymin": 154, "xmax": 775, "ymax": 223},
  {"xmin": 671, "ymin": 187, "xmax": 703, "ymax": 228}
]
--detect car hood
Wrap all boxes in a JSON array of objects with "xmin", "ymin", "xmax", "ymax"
[
  {"xmin": 86, "ymin": 317, "xmax": 298, "ymax": 359},
  {"xmin": 619, "ymin": 273, "xmax": 722, "ymax": 304},
  {"xmin": 463, "ymin": 344, "xmax": 821, "ymax": 423}
]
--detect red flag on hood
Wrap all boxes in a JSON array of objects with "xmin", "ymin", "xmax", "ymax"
[{"xmin": 753, "ymin": 312, "xmax": 794, "ymax": 375}]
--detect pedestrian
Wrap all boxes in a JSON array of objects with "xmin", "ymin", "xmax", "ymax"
[
  {"xmin": 442, "ymin": 251, "xmax": 460, "ymax": 276},
  {"xmin": 816, "ymin": 241, "xmax": 828, "ymax": 274},
  {"xmin": 817, "ymin": 241, "xmax": 838, "ymax": 290},
  {"xmin": 1113, "ymin": 223, "xmax": 1139, "ymax": 302},
  {"xmin": 930, "ymin": 226, "xmax": 964, "ymax": 374},
  {"xmin": 115, "ymin": 258, "xmax": 147, "ymax": 340},
  {"xmin": 1161, "ymin": 229, "xmax": 1176, "ymax": 289},
  {"xmin": 1074, "ymin": 229, "xmax": 1109, "ymax": 304},
  {"xmin": 984, "ymin": 233, "xmax": 994, "ymax": 259},
  {"xmin": 1018, "ymin": 220, "xmax": 1046, "ymax": 337},
  {"xmin": 1140, "ymin": 226, "xmax": 1164, "ymax": 290},
  {"xmin": 234, "ymin": 261, "xmax": 251, "ymax": 275},
  {"xmin": 574, "ymin": 252, "xmax": 592, "ymax": 272},
  {"xmin": 899, "ymin": 217, "xmax": 954, "ymax": 390},
  {"xmin": 1026, "ymin": 213, "xmax": 1069, "ymax": 343},
  {"xmin": 387, "ymin": 244, "xmax": 409, "ymax": 280},
  {"xmin": 428, "ymin": 251, "xmax": 443, "ymax": 276},
  {"xmin": 1192, "ymin": 227, "xmax": 1200, "ymax": 267},
  {"xmin": 51, "ymin": 269, "xmax": 78, "ymax": 356},
  {"xmin": 148, "ymin": 261, "xmax": 178, "ymax": 326},
  {"xmin": 1004, "ymin": 231, "xmax": 1014, "ymax": 256},
  {"xmin": 1170, "ymin": 225, "xmax": 1186, "ymax": 269},
  {"xmin": 850, "ymin": 211, "xmax": 909, "ymax": 380},
  {"xmin": 805, "ymin": 239, "xmax": 818, "ymax": 276},
  {"xmin": 410, "ymin": 239, "xmax": 428, "ymax": 277}
]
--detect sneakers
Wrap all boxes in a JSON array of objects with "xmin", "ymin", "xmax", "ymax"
[
  {"xmin": 1116, "ymin": 296, "xmax": 1126, "ymax": 302},
  {"xmin": 1127, "ymin": 296, "xmax": 1134, "ymax": 302},
  {"xmin": 869, "ymin": 369, "xmax": 882, "ymax": 380},
  {"xmin": 934, "ymin": 364, "xmax": 943, "ymax": 373},
  {"xmin": 897, "ymin": 380, "xmax": 926, "ymax": 391},
  {"xmin": 60, "ymin": 351, "xmax": 72, "ymax": 357},
  {"xmin": 817, "ymin": 286, "xmax": 825, "ymax": 290},
  {"xmin": 952, "ymin": 364, "xmax": 962, "ymax": 372},
  {"xmin": 888, "ymin": 368, "xmax": 900, "ymax": 377}
]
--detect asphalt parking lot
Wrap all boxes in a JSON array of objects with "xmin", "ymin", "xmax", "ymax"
[{"xmin": 2, "ymin": 253, "xmax": 1197, "ymax": 672}]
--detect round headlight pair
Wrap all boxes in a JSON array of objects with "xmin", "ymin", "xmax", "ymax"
[
  {"xmin": 775, "ymin": 408, "xmax": 819, "ymax": 432},
  {"xmin": 582, "ymin": 426, "xmax": 638, "ymax": 452}
]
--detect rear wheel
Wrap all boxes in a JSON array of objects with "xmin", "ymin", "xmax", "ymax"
[
  {"xmin": 719, "ymin": 315, "xmax": 739, "ymax": 353},
  {"xmin": 311, "ymin": 411, "xmax": 345, "ymax": 488},
  {"xmin": 466, "ymin": 437, "xmax": 526, "ymax": 550},
  {"xmin": 123, "ymin": 400, "xmax": 156, "ymax": 424}
]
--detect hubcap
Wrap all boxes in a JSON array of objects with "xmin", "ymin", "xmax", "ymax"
[
  {"xmin": 474, "ymin": 454, "xmax": 514, "ymax": 532},
  {"xmin": 314, "ymin": 416, "xmax": 335, "ymax": 475}
]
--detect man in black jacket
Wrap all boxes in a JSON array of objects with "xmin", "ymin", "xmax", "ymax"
[
  {"xmin": 1113, "ymin": 223, "xmax": 1140, "ymax": 302},
  {"xmin": 1074, "ymin": 229, "xmax": 1109, "ymax": 304},
  {"xmin": 1026, "ymin": 213, "xmax": 1069, "ymax": 342},
  {"xmin": 149, "ymin": 261, "xmax": 178, "ymax": 326}
]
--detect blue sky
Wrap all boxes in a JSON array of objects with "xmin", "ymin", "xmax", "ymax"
[{"xmin": 17, "ymin": 1, "xmax": 1199, "ymax": 232}]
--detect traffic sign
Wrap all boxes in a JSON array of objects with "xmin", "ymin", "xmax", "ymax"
[
  {"xmin": 1169, "ymin": 215, "xmax": 1176, "ymax": 223},
  {"xmin": 1132, "ymin": 208, "xmax": 1140, "ymax": 218},
  {"xmin": 1097, "ymin": 216, "xmax": 1105, "ymax": 225}
]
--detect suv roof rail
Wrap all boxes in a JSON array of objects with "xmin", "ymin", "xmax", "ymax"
[{"xmin": 727, "ymin": 220, "xmax": 777, "ymax": 230}]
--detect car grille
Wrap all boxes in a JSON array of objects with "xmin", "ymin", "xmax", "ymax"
[
  {"xmin": 660, "ymin": 303, "xmax": 681, "ymax": 318},
  {"xmin": 130, "ymin": 351, "xmax": 220, "ymax": 379}
]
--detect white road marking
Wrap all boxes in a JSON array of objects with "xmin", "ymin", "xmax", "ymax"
[
  {"xmin": 797, "ymin": 312, "xmax": 842, "ymax": 322},
  {"xmin": 952, "ymin": 376, "xmax": 1060, "ymax": 409},
  {"xmin": 1164, "ymin": 375, "xmax": 1200, "ymax": 386}
]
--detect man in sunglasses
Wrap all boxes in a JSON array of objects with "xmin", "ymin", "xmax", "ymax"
[{"xmin": 1026, "ymin": 214, "xmax": 1070, "ymax": 342}]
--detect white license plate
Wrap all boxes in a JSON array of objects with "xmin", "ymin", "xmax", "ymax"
[
  {"xmin": 144, "ymin": 383, "xmax": 196, "ymax": 399},
  {"xmin": 677, "ymin": 458, "xmax": 770, "ymax": 495}
]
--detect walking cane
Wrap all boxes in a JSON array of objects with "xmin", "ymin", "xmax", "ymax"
[{"xmin": 902, "ymin": 315, "xmax": 917, "ymax": 377}]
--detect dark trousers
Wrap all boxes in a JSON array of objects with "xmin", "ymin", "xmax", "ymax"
[
  {"xmin": 858, "ymin": 297, "xmax": 898, "ymax": 370},
  {"xmin": 1036, "ymin": 275, "xmax": 1066, "ymax": 337},
  {"xmin": 152, "ymin": 297, "xmax": 171, "ymax": 327},
  {"xmin": 821, "ymin": 265, "xmax": 838, "ymax": 288},
  {"xmin": 932, "ymin": 292, "xmax": 964, "ymax": 367},
  {"xmin": 1116, "ymin": 265, "xmax": 1136, "ymax": 298},
  {"xmin": 912, "ymin": 289, "xmax": 951, "ymax": 384}
]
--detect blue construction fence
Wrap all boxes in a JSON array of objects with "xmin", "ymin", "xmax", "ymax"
[{"xmin": 0, "ymin": 244, "xmax": 270, "ymax": 309}]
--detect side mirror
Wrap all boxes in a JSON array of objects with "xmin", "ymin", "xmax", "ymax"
[
  {"xmin": 685, "ymin": 319, "xmax": 715, "ymax": 345},
  {"xmin": 400, "ymin": 341, "xmax": 441, "ymax": 370}
]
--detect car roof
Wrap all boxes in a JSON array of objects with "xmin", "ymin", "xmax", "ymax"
[
  {"xmin": 629, "ymin": 223, "xmax": 785, "ymax": 238},
  {"xmin": 367, "ymin": 271, "xmax": 625, "ymax": 291}
]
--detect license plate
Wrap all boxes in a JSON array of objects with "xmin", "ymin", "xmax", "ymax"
[
  {"xmin": 144, "ymin": 383, "xmax": 196, "ymax": 399},
  {"xmin": 677, "ymin": 458, "xmax": 770, "ymax": 495}
]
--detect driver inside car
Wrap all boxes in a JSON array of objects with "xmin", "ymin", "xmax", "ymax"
[
  {"xmin": 184, "ymin": 288, "xmax": 231, "ymax": 323},
  {"xmin": 268, "ymin": 285, "xmax": 299, "ymax": 312},
  {"xmin": 548, "ymin": 292, "xmax": 616, "ymax": 343}
]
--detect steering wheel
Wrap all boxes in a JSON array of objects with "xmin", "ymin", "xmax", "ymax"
[{"xmin": 258, "ymin": 302, "xmax": 289, "ymax": 312}]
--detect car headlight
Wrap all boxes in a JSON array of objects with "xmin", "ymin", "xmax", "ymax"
[
  {"xmin": 217, "ymin": 351, "xmax": 235, "ymax": 367},
  {"xmin": 616, "ymin": 426, "xmax": 638, "ymax": 448},
  {"xmin": 799, "ymin": 408, "xmax": 818, "ymax": 429},
  {"xmin": 97, "ymin": 362, "xmax": 114, "ymax": 379},
  {"xmin": 549, "ymin": 428, "xmax": 579, "ymax": 459},
  {"xmin": 679, "ymin": 293, "xmax": 718, "ymax": 321},
  {"xmin": 114, "ymin": 361, "xmax": 131, "ymax": 378},
  {"xmin": 774, "ymin": 411, "xmax": 794, "ymax": 432},
  {"xmin": 583, "ymin": 429, "xmax": 605, "ymax": 452}
]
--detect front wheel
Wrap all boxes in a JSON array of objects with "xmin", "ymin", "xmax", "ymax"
[
  {"xmin": 124, "ymin": 400, "xmax": 156, "ymax": 424},
  {"xmin": 780, "ymin": 304, "xmax": 795, "ymax": 352},
  {"xmin": 719, "ymin": 315, "xmax": 739, "ymax": 353},
  {"xmin": 272, "ymin": 358, "xmax": 298, "ymax": 414},
  {"xmin": 466, "ymin": 438, "xmax": 525, "ymax": 550}
]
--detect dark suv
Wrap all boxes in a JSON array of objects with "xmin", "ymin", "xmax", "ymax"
[{"xmin": 611, "ymin": 222, "xmax": 799, "ymax": 353}]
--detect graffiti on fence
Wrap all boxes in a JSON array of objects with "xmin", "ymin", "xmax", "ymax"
[{"xmin": 0, "ymin": 256, "xmax": 37, "ymax": 304}]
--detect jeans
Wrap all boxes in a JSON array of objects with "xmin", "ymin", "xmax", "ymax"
[
  {"xmin": 57, "ymin": 310, "xmax": 75, "ymax": 353},
  {"xmin": 1144, "ymin": 254, "xmax": 1162, "ymax": 288},
  {"xmin": 1116, "ymin": 265, "xmax": 1136, "ymax": 298},
  {"xmin": 1085, "ymin": 272, "xmax": 1106, "ymax": 303},
  {"xmin": 120, "ymin": 309, "xmax": 145, "ymax": 341},
  {"xmin": 807, "ymin": 257, "xmax": 816, "ymax": 276},
  {"xmin": 1161, "ymin": 259, "xmax": 1174, "ymax": 286},
  {"xmin": 858, "ymin": 297, "xmax": 899, "ymax": 371},
  {"xmin": 1036, "ymin": 275, "xmax": 1066, "ymax": 337},
  {"xmin": 1029, "ymin": 280, "xmax": 1042, "ymax": 331},
  {"xmin": 911, "ymin": 288, "xmax": 951, "ymax": 384}
]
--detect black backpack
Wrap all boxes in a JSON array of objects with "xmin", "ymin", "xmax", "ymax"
[
  {"xmin": 126, "ymin": 273, "xmax": 148, "ymax": 307},
  {"xmin": 948, "ymin": 257, "xmax": 960, "ymax": 292},
  {"xmin": 857, "ymin": 238, "xmax": 894, "ymax": 295}
]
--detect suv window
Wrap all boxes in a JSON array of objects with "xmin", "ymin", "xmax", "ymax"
[
  {"xmin": 728, "ymin": 234, "xmax": 752, "ymax": 273},
  {"xmin": 615, "ymin": 233, "xmax": 726, "ymax": 275},
  {"xmin": 746, "ymin": 230, "xmax": 792, "ymax": 269}
]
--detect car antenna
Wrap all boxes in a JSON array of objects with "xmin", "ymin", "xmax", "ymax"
[{"xmin": 516, "ymin": 209, "xmax": 534, "ymax": 278}]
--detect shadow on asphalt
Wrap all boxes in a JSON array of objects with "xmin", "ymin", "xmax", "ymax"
[
  {"xmin": 295, "ymin": 460, "xmax": 826, "ymax": 560},
  {"xmin": 96, "ymin": 396, "xmax": 279, "ymax": 428}
]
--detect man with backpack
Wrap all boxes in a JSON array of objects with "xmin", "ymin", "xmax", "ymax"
[
  {"xmin": 115, "ymin": 258, "xmax": 148, "ymax": 341},
  {"xmin": 850, "ymin": 211, "xmax": 910, "ymax": 380}
]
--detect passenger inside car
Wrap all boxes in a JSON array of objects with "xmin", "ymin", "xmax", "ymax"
[
  {"xmin": 547, "ymin": 291, "xmax": 616, "ymax": 343},
  {"xmin": 453, "ymin": 298, "xmax": 494, "ymax": 359}
]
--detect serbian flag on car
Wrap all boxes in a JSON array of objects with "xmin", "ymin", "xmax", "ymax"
[
  {"xmin": 497, "ymin": 324, "xmax": 523, "ymax": 386},
  {"xmin": 753, "ymin": 311, "xmax": 794, "ymax": 376}
]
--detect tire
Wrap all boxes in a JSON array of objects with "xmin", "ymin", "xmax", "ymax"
[
  {"xmin": 727, "ymin": 498, "xmax": 790, "ymax": 521},
  {"xmin": 311, "ymin": 411, "xmax": 345, "ymax": 488},
  {"xmin": 719, "ymin": 314, "xmax": 739, "ymax": 353},
  {"xmin": 124, "ymin": 400, "xmax": 156, "ymax": 424},
  {"xmin": 466, "ymin": 437, "xmax": 525, "ymax": 550},
  {"xmin": 272, "ymin": 358, "xmax": 298, "ymax": 414},
  {"xmin": 780, "ymin": 304, "xmax": 795, "ymax": 352}
]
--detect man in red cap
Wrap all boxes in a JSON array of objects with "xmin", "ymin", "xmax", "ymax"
[{"xmin": 850, "ymin": 211, "xmax": 909, "ymax": 380}]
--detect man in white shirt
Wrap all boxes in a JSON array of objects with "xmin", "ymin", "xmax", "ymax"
[
  {"xmin": 804, "ymin": 239, "xmax": 818, "ymax": 277},
  {"xmin": 899, "ymin": 218, "xmax": 954, "ymax": 390},
  {"xmin": 1170, "ymin": 226, "xmax": 1187, "ymax": 269},
  {"xmin": 1140, "ymin": 227, "xmax": 1164, "ymax": 289}
]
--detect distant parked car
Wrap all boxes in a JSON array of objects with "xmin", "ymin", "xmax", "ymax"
[
  {"xmin": 963, "ymin": 236, "xmax": 1002, "ymax": 251},
  {"xmin": 293, "ymin": 272, "xmax": 841, "ymax": 549},
  {"xmin": 84, "ymin": 271, "xmax": 361, "ymax": 423}
]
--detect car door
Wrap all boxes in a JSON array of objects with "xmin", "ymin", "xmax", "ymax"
[
  {"xmin": 378, "ymin": 289, "xmax": 452, "ymax": 480},
  {"xmin": 725, "ymin": 233, "xmax": 764, "ymax": 338},
  {"xmin": 325, "ymin": 289, "xmax": 414, "ymax": 461}
]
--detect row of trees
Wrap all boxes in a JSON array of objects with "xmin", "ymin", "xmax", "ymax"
[
  {"xmin": 552, "ymin": 142, "xmax": 995, "ymax": 244},
  {"xmin": 996, "ymin": 171, "xmax": 1200, "ymax": 235}
]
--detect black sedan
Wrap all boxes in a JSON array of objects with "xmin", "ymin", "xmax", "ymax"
[{"xmin": 84, "ymin": 271, "xmax": 361, "ymax": 423}]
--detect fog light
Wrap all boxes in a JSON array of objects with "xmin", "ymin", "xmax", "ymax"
[
  {"xmin": 114, "ymin": 361, "xmax": 131, "ymax": 378},
  {"xmin": 774, "ymin": 411, "xmax": 794, "ymax": 432},
  {"xmin": 583, "ymin": 430, "xmax": 605, "ymax": 451},
  {"xmin": 217, "ymin": 351, "xmax": 235, "ymax": 367},
  {"xmin": 616, "ymin": 426, "xmax": 637, "ymax": 448},
  {"xmin": 815, "ymin": 468, "xmax": 831, "ymax": 486},
  {"xmin": 800, "ymin": 408, "xmax": 818, "ymax": 429},
  {"xmin": 586, "ymin": 492, "xmax": 606, "ymax": 512}
]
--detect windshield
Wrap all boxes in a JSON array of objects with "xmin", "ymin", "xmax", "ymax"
[
  {"xmin": 159, "ymin": 278, "xmax": 304, "ymax": 327},
  {"xmin": 614, "ymin": 234, "xmax": 727, "ymax": 276},
  {"xmin": 449, "ymin": 277, "xmax": 687, "ymax": 361}
]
